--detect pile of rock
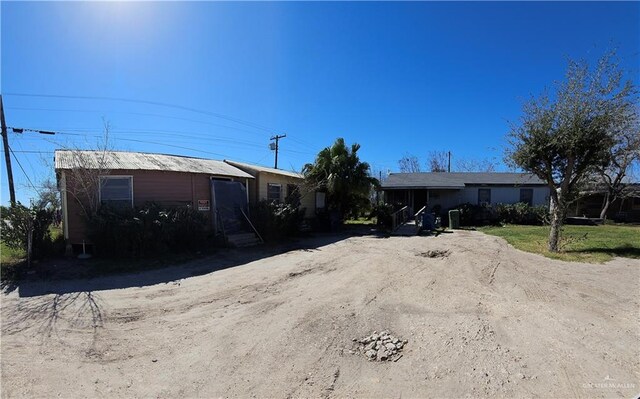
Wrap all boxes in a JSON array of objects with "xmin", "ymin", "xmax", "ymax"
[{"xmin": 352, "ymin": 330, "xmax": 407, "ymax": 362}]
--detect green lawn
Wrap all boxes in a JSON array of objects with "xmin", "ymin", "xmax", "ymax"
[
  {"xmin": 480, "ymin": 224, "xmax": 640, "ymax": 263},
  {"xmin": 344, "ymin": 217, "xmax": 377, "ymax": 225},
  {"xmin": 0, "ymin": 241, "xmax": 25, "ymax": 266}
]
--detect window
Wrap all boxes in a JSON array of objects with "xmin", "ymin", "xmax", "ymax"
[
  {"xmin": 267, "ymin": 183, "xmax": 282, "ymax": 203},
  {"xmin": 286, "ymin": 184, "xmax": 298, "ymax": 198},
  {"xmin": 100, "ymin": 176, "xmax": 133, "ymax": 206},
  {"xmin": 520, "ymin": 189, "xmax": 533, "ymax": 206},
  {"xmin": 285, "ymin": 184, "xmax": 300, "ymax": 206},
  {"xmin": 478, "ymin": 188, "xmax": 491, "ymax": 205}
]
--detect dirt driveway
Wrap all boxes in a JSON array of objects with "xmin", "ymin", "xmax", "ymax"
[{"xmin": 2, "ymin": 230, "xmax": 639, "ymax": 398}]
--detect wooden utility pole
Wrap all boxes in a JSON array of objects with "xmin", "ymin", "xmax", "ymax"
[
  {"xmin": 447, "ymin": 151, "xmax": 451, "ymax": 173},
  {"xmin": 270, "ymin": 134, "xmax": 286, "ymax": 169},
  {"xmin": 0, "ymin": 95, "xmax": 16, "ymax": 204}
]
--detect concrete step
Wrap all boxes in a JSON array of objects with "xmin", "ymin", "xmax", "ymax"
[
  {"xmin": 391, "ymin": 220, "xmax": 420, "ymax": 236},
  {"xmin": 227, "ymin": 232, "xmax": 261, "ymax": 247}
]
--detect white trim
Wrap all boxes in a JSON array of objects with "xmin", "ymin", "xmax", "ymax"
[{"xmin": 99, "ymin": 175, "xmax": 134, "ymax": 206}]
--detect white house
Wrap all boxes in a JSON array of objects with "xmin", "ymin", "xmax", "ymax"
[{"xmin": 381, "ymin": 172, "xmax": 550, "ymax": 213}]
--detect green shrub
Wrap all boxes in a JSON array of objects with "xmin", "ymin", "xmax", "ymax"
[
  {"xmin": 495, "ymin": 203, "xmax": 548, "ymax": 225},
  {"xmin": 371, "ymin": 203, "xmax": 394, "ymax": 230},
  {"xmin": 249, "ymin": 200, "xmax": 305, "ymax": 242},
  {"xmin": 88, "ymin": 202, "xmax": 209, "ymax": 258},
  {"xmin": 0, "ymin": 202, "xmax": 56, "ymax": 261},
  {"xmin": 444, "ymin": 203, "xmax": 498, "ymax": 227}
]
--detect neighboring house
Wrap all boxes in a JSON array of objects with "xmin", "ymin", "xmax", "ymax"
[
  {"xmin": 569, "ymin": 183, "xmax": 640, "ymax": 222},
  {"xmin": 55, "ymin": 150, "xmax": 254, "ymax": 250},
  {"xmin": 381, "ymin": 172, "xmax": 550, "ymax": 213},
  {"xmin": 224, "ymin": 160, "xmax": 316, "ymax": 218}
]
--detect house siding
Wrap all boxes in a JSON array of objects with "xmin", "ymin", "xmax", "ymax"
[
  {"xmin": 255, "ymin": 171, "xmax": 315, "ymax": 218},
  {"xmin": 62, "ymin": 169, "xmax": 245, "ymax": 245},
  {"xmin": 459, "ymin": 186, "xmax": 549, "ymax": 207},
  {"xmin": 385, "ymin": 185, "xmax": 550, "ymax": 212}
]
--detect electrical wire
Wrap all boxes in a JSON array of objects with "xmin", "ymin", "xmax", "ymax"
[
  {"xmin": 8, "ymin": 145, "xmax": 38, "ymax": 193},
  {"xmin": 4, "ymin": 92, "xmax": 277, "ymax": 133},
  {"xmin": 6, "ymin": 106, "xmax": 272, "ymax": 138}
]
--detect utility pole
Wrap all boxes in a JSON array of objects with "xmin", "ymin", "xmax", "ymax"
[
  {"xmin": 269, "ymin": 134, "xmax": 286, "ymax": 169},
  {"xmin": 447, "ymin": 151, "xmax": 451, "ymax": 173},
  {"xmin": 0, "ymin": 95, "xmax": 15, "ymax": 204}
]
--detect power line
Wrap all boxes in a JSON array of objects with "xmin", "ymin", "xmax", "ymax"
[
  {"xmin": 15, "ymin": 126, "xmax": 317, "ymax": 156},
  {"xmin": 0, "ymin": 150, "xmax": 54, "ymax": 154},
  {"xmin": 6, "ymin": 106, "xmax": 272, "ymax": 138},
  {"xmin": 8, "ymin": 145, "xmax": 38, "ymax": 193},
  {"xmin": 4, "ymin": 92, "xmax": 277, "ymax": 133}
]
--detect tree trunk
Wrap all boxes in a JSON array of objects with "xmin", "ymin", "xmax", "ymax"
[
  {"xmin": 548, "ymin": 190, "xmax": 565, "ymax": 252},
  {"xmin": 599, "ymin": 192, "xmax": 611, "ymax": 220}
]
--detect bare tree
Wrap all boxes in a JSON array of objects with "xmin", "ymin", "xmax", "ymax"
[
  {"xmin": 59, "ymin": 121, "xmax": 112, "ymax": 220},
  {"xmin": 35, "ymin": 179, "xmax": 61, "ymax": 210},
  {"xmin": 428, "ymin": 151, "xmax": 448, "ymax": 172},
  {"xmin": 456, "ymin": 157, "xmax": 497, "ymax": 172},
  {"xmin": 595, "ymin": 108, "xmax": 640, "ymax": 219},
  {"xmin": 398, "ymin": 153, "xmax": 421, "ymax": 173}
]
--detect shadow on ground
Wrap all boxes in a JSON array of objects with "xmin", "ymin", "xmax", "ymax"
[
  {"xmin": 9, "ymin": 233, "xmax": 361, "ymax": 298},
  {"xmin": 564, "ymin": 245, "xmax": 640, "ymax": 259},
  {"xmin": 1, "ymin": 291, "xmax": 104, "ymax": 343}
]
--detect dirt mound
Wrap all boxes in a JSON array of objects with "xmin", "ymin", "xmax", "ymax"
[{"xmin": 417, "ymin": 249, "xmax": 450, "ymax": 258}]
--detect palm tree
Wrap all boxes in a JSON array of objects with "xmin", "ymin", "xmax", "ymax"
[{"xmin": 303, "ymin": 138, "xmax": 379, "ymax": 221}]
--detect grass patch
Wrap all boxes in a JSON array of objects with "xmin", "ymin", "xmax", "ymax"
[
  {"xmin": 344, "ymin": 217, "xmax": 377, "ymax": 225},
  {"xmin": 1, "ymin": 242, "xmax": 25, "ymax": 266},
  {"xmin": 480, "ymin": 224, "xmax": 640, "ymax": 263},
  {"xmin": 1, "ymin": 242, "xmax": 26, "ymax": 291}
]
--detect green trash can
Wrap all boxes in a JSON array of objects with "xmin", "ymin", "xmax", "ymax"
[{"xmin": 448, "ymin": 209, "xmax": 460, "ymax": 229}]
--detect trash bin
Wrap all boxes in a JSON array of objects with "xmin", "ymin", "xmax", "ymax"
[
  {"xmin": 422, "ymin": 213, "xmax": 435, "ymax": 231},
  {"xmin": 448, "ymin": 209, "xmax": 460, "ymax": 229}
]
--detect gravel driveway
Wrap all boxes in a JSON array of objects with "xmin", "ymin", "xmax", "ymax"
[{"xmin": 2, "ymin": 230, "xmax": 639, "ymax": 398}]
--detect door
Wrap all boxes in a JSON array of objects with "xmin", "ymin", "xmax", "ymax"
[{"xmin": 211, "ymin": 180, "xmax": 249, "ymax": 234}]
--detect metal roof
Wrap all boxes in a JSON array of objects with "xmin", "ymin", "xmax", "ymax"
[
  {"xmin": 54, "ymin": 150, "xmax": 254, "ymax": 179},
  {"xmin": 224, "ymin": 160, "xmax": 303, "ymax": 179},
  {"xmin": 381, "ymin": 172, "xmax": 546, "ymax": 189}
]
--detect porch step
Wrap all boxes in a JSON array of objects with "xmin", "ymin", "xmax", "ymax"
[
  {"xmin": 391, "ymin": 220, "xmax": 420, "ymax": 236},
  {"xmin": 227, "ymin": 232, "xmax": 262, "ymax": 248}
]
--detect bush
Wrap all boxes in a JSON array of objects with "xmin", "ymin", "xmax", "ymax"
[
  {"xmin": 0, "ymin": 202, "xmax": 56, "ymax": 261},
  {"xmin": 444, "ymin": 203, "xmax": 498, "ymax": 227},
  {"xmin": 371, "ymin": 203, "xmax": 394, "ymax": 230},
  {"xmin": 88, "ymin": 202, "xmax": 209, "ymax": 258},
  {"xmin": 249, "ymin": 200, "xmax": 305, "ymax": 242},
  {"xmin": 495, "ymin": 203, "xmax": 548, "ymax": 225}
]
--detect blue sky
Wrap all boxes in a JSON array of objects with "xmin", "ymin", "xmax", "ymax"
[{"xmin": 1, "ymin": 1, "xmax": 638, "ymax": 205}]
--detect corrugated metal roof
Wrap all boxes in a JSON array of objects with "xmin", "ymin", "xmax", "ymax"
[
  {"xmin": 382, "ymin": 172, "xmax": 546, "ymax": 189},
  {"xmin": 224, "ymin": 160, "xmax": 303, "ymax": 179},
  {"xmin": 54, "ymin": 150, "xmax": 254, "ymax": 179}
]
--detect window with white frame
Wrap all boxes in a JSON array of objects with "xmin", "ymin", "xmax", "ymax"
[
  {"xmin": 100, "ymin": 176, "xmax": 133, "ymax": 207},
  {"xmin": 267, "ymin": 183, "xmax": 282, "ymax": 203}
]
